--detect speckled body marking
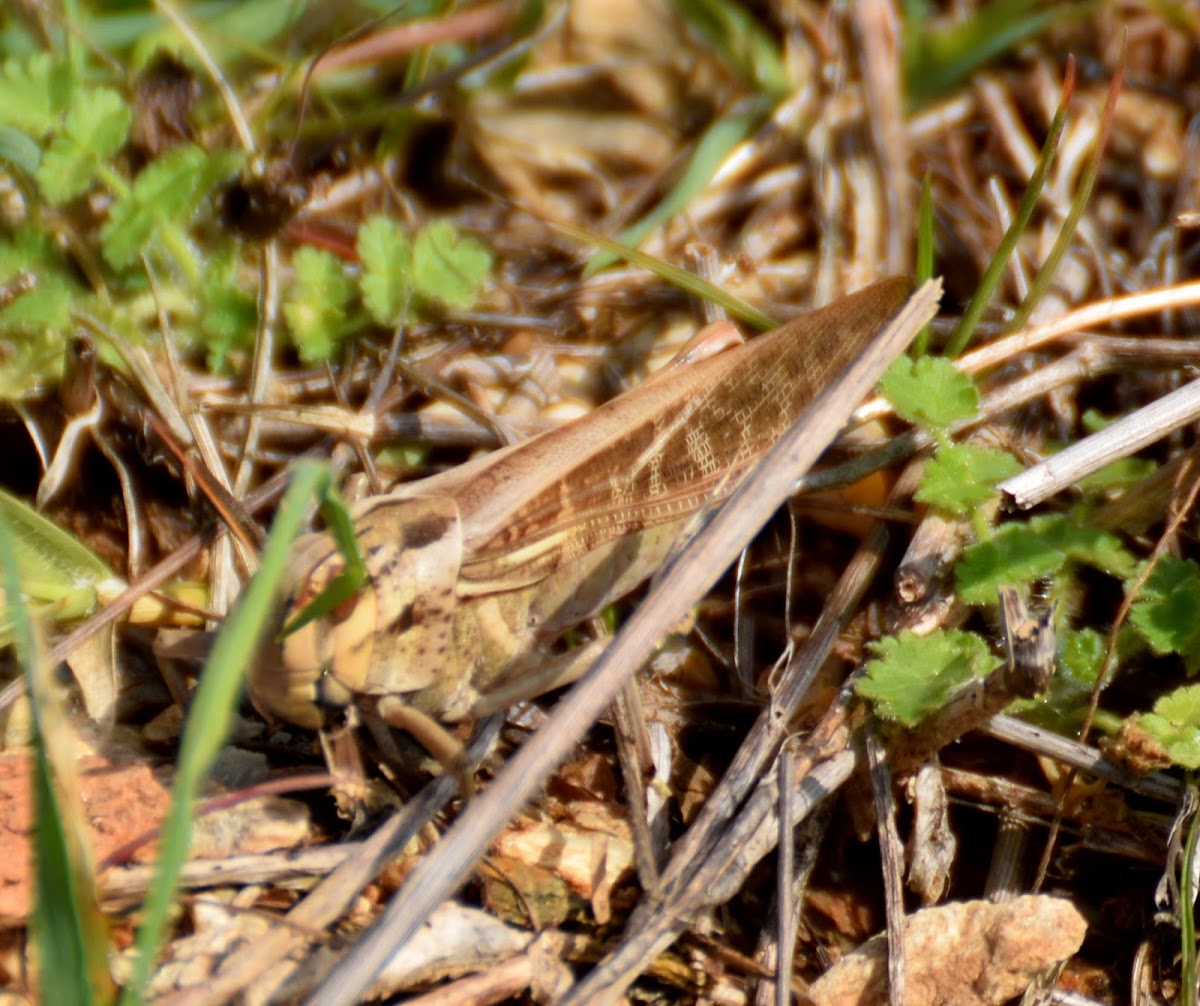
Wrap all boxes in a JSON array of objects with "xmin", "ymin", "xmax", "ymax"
[{"xmin": 248, "ymin": 279, "xmax": 912, "ymax": 730}]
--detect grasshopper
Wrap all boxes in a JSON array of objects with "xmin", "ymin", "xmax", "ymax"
[{"xmin": 248, "ymin": 278, "xmax": 917, "ymax": 751}]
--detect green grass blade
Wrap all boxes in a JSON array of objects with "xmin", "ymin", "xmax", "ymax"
[
  {"xmin": 555, "ymin": 218, "xmax": 776, "ymax": 331},
  {"xmin": 30, "ymin": 724, "xmax": 97, "ymax": 1006},
  {"xmin": 942, "ymin": 59, "xmax": 1075, "ymax": 358},
  {"xmin": 905, "ymin": 0, "xmax": 1091, "ymax": 107},
  {"xmin": 672, "ymin": 0, "xmax": 788, "ymax": 94},
  {"xmin": 283, "ymin": 481, "xmax": 367, "ymax": 636},
  {"xmin": 120, "ymin": 461, "xmax": 330, "ymax": 1004},
  {"xmin": 0, "ymin": 516, "xmax": 106, "ymax": 1006},
  {"xmin": 1181, "ymin": 786, "xmax": 1199, "ymax": 1006},
  {"xmin": 1006, "ymin": 64, "xmax": 1121, "ymax": 333},
  {"xmin": 585, "ymin": 97, "xmax": 769, "ymax": 277}
]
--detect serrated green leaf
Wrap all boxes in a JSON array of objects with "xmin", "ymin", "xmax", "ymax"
[
  {"xmin": 100, "ymin": 145, "xmax": 241, "ymax": 269},
  {"xmin": 880, "ymin": 355, "xmax": 978, "ymax": 429},
  {"xmin": 916, "ymin": 442, "xmax": 1021, "ymax": 515},
  {"xmin": 857, "ymin": 629, "xmax": 995, "ymax": 725},
  {"xmin": 1057, "ymin": 626, "xmax": 1106, "ymax": 685},
  {"xmin": 1152, "ymin": 683, "xmax": 1200, "ymax": 725},
  {"xmin": 0, "ymin": 265, "xmax": 72, "ymax": 331},
  {"xmin": 0, "ymin": 53, "xmax": 73, "ymax": 137},
  {"xmin": 283, "ymin": 247, "xmax": 353, "ymax": 363},
  {"xmin": 1137, "ymin": 684, "xmax": 1200, "ymax": 769},
  {"xmin": 412, "ymin": 219, "xmax": 491, "ymax": 311},
  {"xmin": 0, "ymin": 227, "xmax": 79, "ymax": 398},
  {"xmin": 199, "ymin": 253, "xmax": 257, "ymax": 372},
  {"xmin": 0, "ymin": 226, "xmax": 77, "ymax": 338},
  {"xmin": 1129, "ymin": 556, "xmax": 1200, "ymax": 674},
  {"xmin": 956, "ymin": 514, "xmax": 1136, "ymax": 605},
  {"xmin": 357, "ymin": 215, "xmax": 413, "ymax": 325},
  {"xmin": 37, "ymin": 86, "xmax": 131, "ymax": 204},
  {"xmin": 956, "ymin": 524, "xmax": 1064, "ymax": 604}
]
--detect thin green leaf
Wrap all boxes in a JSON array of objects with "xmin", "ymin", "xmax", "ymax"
[
  {"xmin": 941, "ymin": 58, "xmax": 1074, "ymax": 358},
  {"xmin": 1182, "ymin": 793, "xmax": 1200, "ymax": 1003},
  {"xmin": 283, "ymin": 482, "xmax": 367, "ymax": 636},
  {"xmin": 552, "ymin": 217, "xmax": 776, "ymax": 331},
  {"xmin": 1007, "ymin": 58, "xmax": 1120, "ymax": 333},
  {"xmin": 912, "ymin": 170, "xmax": 935, "ymax": 356},
  {"xmin": 121, "ymin": 461, "xmax": 330, "ymax": 1005},
  {"xmin": 586, "ymin": 98, "xmax": 768, "ymax": 275},
  {"xmin": 206, "ymin": 0, "xmax": 305, "ymax": 46},
  {"xmin": 0, "ymin": 516, "xmax": 108, "ymax": 1006},
  {"xmin": 127, "ymin": 0, "xmax": 306, "ymax": 67},
  {"xmin": 905, "ymin": 0, "xmax": 1089, "ymax": 107},
  {"xmin": 672, "ymin": 0, "xmax": 788, "ymax": 93}
]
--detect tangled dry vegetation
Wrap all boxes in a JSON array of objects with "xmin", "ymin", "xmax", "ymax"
[{"xmin": 4, "ymin": 1, "xmax": 1200, "ymax": 1004}]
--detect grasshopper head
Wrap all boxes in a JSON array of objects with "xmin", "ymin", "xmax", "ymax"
[{"xmin": 247, "ymin": 495, "xmax": 465, "ymax": 729}]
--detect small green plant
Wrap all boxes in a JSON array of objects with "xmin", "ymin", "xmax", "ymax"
[
  {"xmin": 0, "ymin": 33, "xmax": 498, "ymax": 389},
  {"xmin": 282, "ymin": 246, "xmax": 357, "ymax": 364},
  {"xmin": 867, "ymin": 333, "xmax": 1200, "ymax": 760},
  {"xmin": 357, "ymin": 215, "xmax": 493, "ymax": 326},
  {"xmin": 1121, "ymin": 558, "xmax": 1200, "ymax": 767},
  {"xmin": 0, "ymin": 47, "xmax": 245, "ymax": 388},
  {"xmin": 1131, "ymin": 685, "xmax": 1200, "ymax": 770},
  {"xmin": 855, "ymin": 57, "xmax": 1164, "ymax": 741},
  {"xmin": 858, "ymin": 629, "xmax": 996, "ymax": 726},
  {"xmin": 1128, "ymin": 557, "xmax": 1200, "ymax": 675},
  {"xmin": 283, "ymin": 215, "xmax": 494, "ymax": 364}
]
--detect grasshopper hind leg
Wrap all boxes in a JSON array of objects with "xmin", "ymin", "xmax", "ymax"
[{"xmin": 364, "ymin": 694, "xmax": 478, "ymax": 795}]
